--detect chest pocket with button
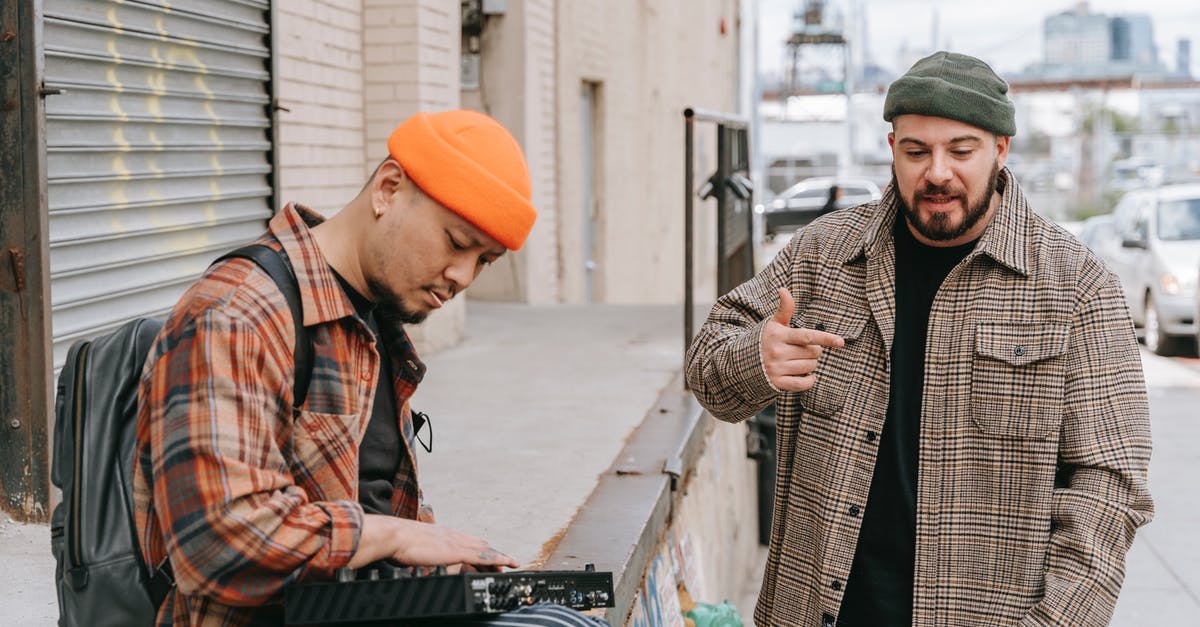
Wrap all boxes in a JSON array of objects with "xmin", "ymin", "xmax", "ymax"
[
  {"xmin": 290, "ymin": 409, "xmax": 363, "ymax": 499},
  {"xmin": 796, "ymin": 305, "xmax": 869, "ymax": 419},
  {"xmin": 970, "ymin": 321, "xmax": 1069, "ymax": 440}
]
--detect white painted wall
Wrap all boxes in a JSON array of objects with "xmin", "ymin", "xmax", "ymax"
[{"xmin": 558, "ymin": 0, "xmax": 742, "ymax": 304}]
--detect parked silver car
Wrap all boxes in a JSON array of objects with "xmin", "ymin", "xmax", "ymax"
[{"xmin": 1104, "ymin": 184, "xmax": 1200, "ymax": 356}]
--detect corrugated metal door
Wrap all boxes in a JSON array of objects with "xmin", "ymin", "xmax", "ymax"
[{"xmin": 42, "ymin": 0, "xmax": 273, "ymax": 370}]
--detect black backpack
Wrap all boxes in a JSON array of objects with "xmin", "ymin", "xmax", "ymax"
[{"xmin": 50, "ymin": 244, "xmax": 314, "ymax": 627}]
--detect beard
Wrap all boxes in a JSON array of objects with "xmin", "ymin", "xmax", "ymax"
[
  {"xmin": 894, "ymin": 160, "xmax": 1000, "ymax": 242},
  {"xmin": 366, "ymin": 276, "xmax": 429, "ymax": 325}
]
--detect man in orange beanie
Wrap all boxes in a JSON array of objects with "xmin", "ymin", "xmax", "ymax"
[{"xmin": 133, "ymin": 110, "xmax": 608, "ymax": 626}]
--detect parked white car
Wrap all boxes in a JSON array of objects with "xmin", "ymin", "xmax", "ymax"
[
  {"xmin": 761, "ymin": 177, "xmax": 882, "ymax": 240},
  {"xmin": 1103, "ymin": 184, "xmax": 1200, "ymax": 356}
]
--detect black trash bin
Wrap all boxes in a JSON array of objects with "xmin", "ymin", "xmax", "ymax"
[{"xmin": 746, "ymin": 403, "xmax": 777, "ymax": 546}]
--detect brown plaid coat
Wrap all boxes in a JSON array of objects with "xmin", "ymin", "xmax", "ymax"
[{"xmin": 685, "ymin": 170, "xmax": 1153, "ymax": 626}]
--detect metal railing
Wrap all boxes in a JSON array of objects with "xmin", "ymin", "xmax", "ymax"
[{"xmin": 683, "ymin": 108, "xmax": 753, "ymax": 386}]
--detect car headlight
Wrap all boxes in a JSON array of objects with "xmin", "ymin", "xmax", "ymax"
[{"xmin": 1160, "ymin": 273, "xmax": 1181, "ymax": 295}]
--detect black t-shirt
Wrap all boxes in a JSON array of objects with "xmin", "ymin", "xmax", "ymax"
[
  {"xmin": 837, "ymin": 218, "xmax": 977, "ymax": 626},
  {"xmin": 330, "ymin": 270, "xmax": 401, "ymax": 516}
]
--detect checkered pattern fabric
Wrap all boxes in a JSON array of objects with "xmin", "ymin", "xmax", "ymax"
[{"xmin": 686, "ymin": 169, "xmax": 1153, "ymax": 626}]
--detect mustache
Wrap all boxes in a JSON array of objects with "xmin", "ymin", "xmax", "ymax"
[{"xmin": 916, "ymin": 183, "xmax": 964, "ymax": 197}]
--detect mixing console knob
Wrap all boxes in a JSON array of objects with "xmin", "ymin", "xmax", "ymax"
[
  {"xmin": 584, "ymin": 563, "xmax": 595, "ymax": 572},
  {"xmin": 335, "ymin": 567, "xmax": 355, "ymax": 583},
  {"xmin": 434, "ymin": 565, "xmax": 447, "ymax": 576},
  {"xmin": 367, "ymin": 569, "xmax": 380, "ymax": 581}
]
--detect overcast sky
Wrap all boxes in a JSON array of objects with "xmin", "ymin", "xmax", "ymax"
[{"xmin": 758, "ymin": 0, "xmax": 1200, "ymax": 79}]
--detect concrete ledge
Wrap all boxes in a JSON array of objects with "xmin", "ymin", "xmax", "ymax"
[{"xmin": 543, "ymin": 372, "xmax": 709, "ymax": 625}]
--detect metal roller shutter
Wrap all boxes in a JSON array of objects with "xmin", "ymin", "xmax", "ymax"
[{"xmin": 42, "ymin": 0, "xmax": 273, "ymax": 371}]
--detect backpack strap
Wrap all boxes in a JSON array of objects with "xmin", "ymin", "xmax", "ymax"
[{"xmin": 216, "ymin": 244, "xmax": 315, "ymax": 408}]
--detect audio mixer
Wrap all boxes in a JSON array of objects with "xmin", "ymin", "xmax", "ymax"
[{"xmin": 284, "ymin": 563, "xmax": 614, "ymax": 625}]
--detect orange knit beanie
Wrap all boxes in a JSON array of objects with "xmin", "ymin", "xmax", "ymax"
[{"xmin": 387, "ymin": 110, "xmax": 537, "ymax": 251}]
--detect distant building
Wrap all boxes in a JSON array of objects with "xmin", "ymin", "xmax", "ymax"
[
  {"xmin": 1044, "ymin": 6, "xmax": 1110, "ymax": 66},
  {"xmin": 1024, "ymin": 2, "xmax": 1173, "ymax": 80},
  {"xmin": 1110, "ymin": 14, "xmax": 1156, "ymax": 66},
  {"xmin": 1178, "ymin": 39, "xmax": 1193, "ymax": 78}
]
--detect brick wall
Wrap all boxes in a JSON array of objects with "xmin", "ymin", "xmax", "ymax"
[
  {"xmin": 363, "ymin": 0, "xmax": 459, "ymax": 159},
  {"xmin": 275, "ymin": 0, "xmax": 366, "ymax": 214}
]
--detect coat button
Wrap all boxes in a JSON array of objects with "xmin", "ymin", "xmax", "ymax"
[
  {"xmin": 849, "ymin": 505, "xmax": 860, "ymax": 516},
  {"xmin": 821, "ymin": 613, "xmax": 836, "ymax": 627},
  {"xmin": 1013, "ymin": 345, "xmax": 1026, "ymax": 357},
  {"xmin": 814, "ymin": 322, "xmax": 826, "ymax": 332},
  {"xmin": 831, "ymin": 579, "xmax": 842, "ymax": 590},
  {"xmin": 866, "ymin": 430, "xmax": 878, "ymax": 442}
]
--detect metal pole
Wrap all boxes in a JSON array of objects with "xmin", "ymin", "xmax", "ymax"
[
  {"xmin": 843, "ymin": 35, "xmax": 853, "ymax": 176},
  {"xmin": 684, "ymin": 109, "xmax": 695, "ymax": 388},
  {"xmin": 716, "ymin": 125, "xmax": 729, "ymax": 296}
]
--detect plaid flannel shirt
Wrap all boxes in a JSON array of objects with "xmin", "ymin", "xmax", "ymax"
[
  {"xmin": 686, "ymin": 169, "xmax": 1153, "ymax": 626},
  {"xmin": 133, "ymin": 203, "xmax": 427, "ymax": 626}
]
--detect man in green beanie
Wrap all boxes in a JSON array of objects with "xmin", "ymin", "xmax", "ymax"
[{"xmin": 686, "ymin": 51, "xmax": 1152, "ymax": 626}]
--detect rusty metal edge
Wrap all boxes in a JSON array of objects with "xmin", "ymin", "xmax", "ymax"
[{"xmin": 0, "ymin": 0, "xmax": 52, "ymax": 522}]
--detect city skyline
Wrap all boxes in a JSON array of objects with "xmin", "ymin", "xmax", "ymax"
[{"xmin": 759, "ymin": 0, "xmax": 1200, "ymax": 80}]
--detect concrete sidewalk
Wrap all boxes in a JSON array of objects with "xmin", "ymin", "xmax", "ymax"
[
  {"xmin": 412, "ymin": 303, "xmax": 686, "ymax": 567},
  {"xmin": 1110, "ymin": 349, "xmax": 1200, "ymax": 625},
  {"xmin": 0, "ymin": 302, "xmax": 692, "ymax": 625}
]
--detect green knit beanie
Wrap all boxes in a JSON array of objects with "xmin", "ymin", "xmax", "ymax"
[{"xmin": 883, "ymin": 51, "xmax": 1016, "ymax": 137}]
